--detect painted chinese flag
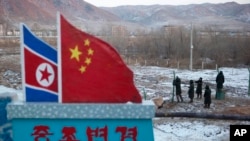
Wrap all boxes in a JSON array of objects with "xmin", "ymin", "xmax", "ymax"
[{"xmin": 59, "ymin": 15, "xmax": 142, "ymax": 103}]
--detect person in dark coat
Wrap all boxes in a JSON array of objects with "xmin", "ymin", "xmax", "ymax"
[
  {"xmin": 195, "ymin": 77, "xmax": 203, "ymax": 99},
  {"xmin": 188, "ymin": 80, "xmax": 194, "ymax": 103},
  {"xmin": 204, "ymin": 85, "xmax": 211, "ymax": 108},
  {"xmin": 173, "ymin": 76, "xmax": 183, "ymax": 102},
  {"xmin": 216, "ymin": 71, "xmax": 224, "ymax": 89}
]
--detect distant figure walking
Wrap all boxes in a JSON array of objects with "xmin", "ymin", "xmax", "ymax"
[
  {"xmin": 188, "ymin": 80, "xmax": 194, "ymax": 103},
  {"xmin": 173, "ymin": 76, "xmax": 183, "ymax": 102},
  {"xmin": 195, "ymin": 77, "xmax": 203, "ymax": 99},
  {"xmin": 216, "ymin": 71, "xmax": 224, "ymax": 90},
  {"xmin": 204, "ymin": 85, "xmax": 211, "ymax": 108}
]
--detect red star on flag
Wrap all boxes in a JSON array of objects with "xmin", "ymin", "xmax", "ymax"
[{"xmin": 40, "ymin": 65, "xmax": 52, "ymax": 82}]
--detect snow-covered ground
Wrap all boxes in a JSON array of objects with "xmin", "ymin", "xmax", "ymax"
[
  {"xmin": 133, "ymin": 66, "xmax": 250, "ymax": 141},
  {"xmin": 133, "ymin": 66, "xmax": 249, "ymax": 98},
  {"xmin": 1, "ymin": 66, "xmax": 250, "ymax": 141}
]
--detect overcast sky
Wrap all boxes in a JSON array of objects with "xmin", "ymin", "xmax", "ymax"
[{"xmin": 84, "ymin": 0, "xmax": 249, "ymax": 7}]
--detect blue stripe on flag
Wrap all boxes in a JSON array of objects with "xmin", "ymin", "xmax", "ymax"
[
  {"xmin": 23, "ymin": 25, "xmax": 57, "ymax": 64},
  {"xmin": 26, "ymin": 87, "xmax": 58, "ymax": 102}
]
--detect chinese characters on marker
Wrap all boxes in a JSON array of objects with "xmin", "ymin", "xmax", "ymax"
[
  {"xmin": 32, "ymin": 125, "xmax": 53, "ymax": 141},
  {"xmin": 31, "ymin": 125, "xmax": 138, "ymax": 141}
]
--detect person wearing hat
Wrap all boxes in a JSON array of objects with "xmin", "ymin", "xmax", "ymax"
[
  {"xmin": 195, "ymin": 77, "xmax": 203, "ymax": 99},
  {"xmin": 204, "ymin": 85, "xmax": 211, "ymax": 108},
  {"xmin": 216, "ymin": 71, "xmax": 224, "ymax": 90},
  {"xmin": 173, "ymin": 76, "xmax": 183, "ymax": 102},
  {"xmin": 215, "ymin": 71, "xmax": 225, "ymax": 99},
  {"xmin": 188, "ymin": 80, "xmax": 194, "ymax": 103}
]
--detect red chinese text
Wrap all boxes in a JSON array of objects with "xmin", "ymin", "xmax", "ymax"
[
  {"xmin": 60, "ymin": 127, "xmax": 79, "ymax": 141},
  {"xmin": 86, "ymin": 126, "xmax": 108, "ymax": 141},
  {"xmin": 116, "ymin": 126, "xmax": 138, "ymax": 141},
  {"xmin": 31, "ymin": 125, "xmax": 53, "ymax": 141}
]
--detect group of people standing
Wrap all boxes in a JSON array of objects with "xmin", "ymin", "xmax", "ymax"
[
  {"xmin": 173, "ymin": 76, "xmax": 211, "ymax": 108},
  {"xmin": 187, "ymin": 77, "xmax": 210, "ymax": 108},
  {"xmin": 173, "ymin": 71, "xmax": 224, "ymax": 108}
]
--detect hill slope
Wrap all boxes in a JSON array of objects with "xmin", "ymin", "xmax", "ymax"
[
  {"xmin": 103, "ymin": 2, "xmax": 250, "ymax": 28},
  {"xmin": 0, "ymin": 0, "xmax": 120, "ymax": 26}
]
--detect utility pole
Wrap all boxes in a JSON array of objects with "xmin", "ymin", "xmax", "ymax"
[
  {"xmin": 248, "ymin": 68, "xmax": 250, "ymax": 96},
  {"xmin": 190, "ymin": 23, "xmax": 193, "ymax": 71}
]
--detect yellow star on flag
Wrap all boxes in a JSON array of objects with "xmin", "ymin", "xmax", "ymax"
[
  {"xmin": 88, "ymin": 48, "xmax": 94, "ymax": 55},
  {"xmin": 84, "ymin": 39, "xmax": 90, "ymax": 46},
  {"xmin": 70, "ymin": 45, "xmax": 82, "ymax": 62},
  {"xmin": 79, "ymin": 66, "xmax": 86, "ymax": 73},
  {"xmin": 85, "ymin": 58, "xmax": 91, "ymax": 65}
]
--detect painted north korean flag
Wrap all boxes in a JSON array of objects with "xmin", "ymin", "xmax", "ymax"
[{"xmin": 21, "ymin": 24, "xmax": 58, "ymax": 102}]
